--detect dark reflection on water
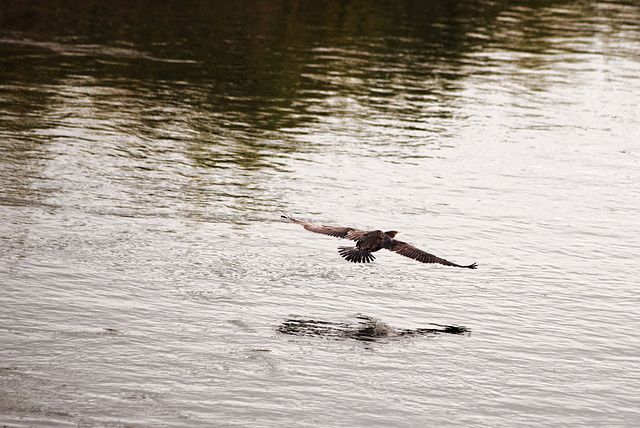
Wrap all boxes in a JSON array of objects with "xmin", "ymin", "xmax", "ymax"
[
  {"xmin": 0, "ymin": 0, "xmax": 507, "ymax": 148},
  {"xmin": 2, "ymin": 0, "xmax": 638, "ymax": 171},
  {"xmin": 1, "ymin": 0, "xmax": 637, "ymax": 215},
  {"xmin": 278, "ymin": 314, "xmax": 470, "ymax": 342}
]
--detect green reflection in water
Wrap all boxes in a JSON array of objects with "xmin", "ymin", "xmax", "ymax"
[{"xmin": 1, "ymin": 0, "xmax": 635, "ymax": 175}]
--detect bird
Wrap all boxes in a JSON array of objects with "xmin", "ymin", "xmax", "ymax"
[{"xmin": 282, "ymin": 214, "xmax": 477, "ymax": 269}]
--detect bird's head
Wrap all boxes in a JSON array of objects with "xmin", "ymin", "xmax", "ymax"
[{"xmin": 385, "ymin": 231, "xmax": 399, "ymax": 238}]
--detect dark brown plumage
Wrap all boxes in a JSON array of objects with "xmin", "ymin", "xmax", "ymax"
[{"xmin": 282, "ymin": 215, "xmax": 477, "ymax": 269}]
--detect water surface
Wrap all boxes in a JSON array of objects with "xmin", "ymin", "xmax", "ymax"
[{"xmin": 1, "ymin": 1, "xmax": 639, "ymax": 426}]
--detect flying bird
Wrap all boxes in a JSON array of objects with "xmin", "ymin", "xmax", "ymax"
[{"xmin": 282, "ymin": 215, "xmax": 477, "ymax": 269}]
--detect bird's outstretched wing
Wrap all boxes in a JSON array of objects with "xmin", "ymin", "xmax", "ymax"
[
  {"xmin": 282, "ymin": 215, "xmax": 366, "ymax": 241},
  {"xmin": 388, "ymin": 240, "xmax": 477, "ymax": 269}
]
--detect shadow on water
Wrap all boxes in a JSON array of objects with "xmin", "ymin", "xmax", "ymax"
[{"xmin": 278, "ymin": 314, "xmax": 469, "ymax": 342}]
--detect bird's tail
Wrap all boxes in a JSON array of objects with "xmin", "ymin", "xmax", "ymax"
[{"xmin": 338, "ymin": 246, "xmax": 375, "ymax": 263}]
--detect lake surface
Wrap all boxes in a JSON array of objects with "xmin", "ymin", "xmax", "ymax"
[{"xmin": 1, "ymin": 1, "xmax": 639, "ymax": 426}]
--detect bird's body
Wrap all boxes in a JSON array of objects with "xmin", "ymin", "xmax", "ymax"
[
  {"xmin": 282, "ymin": 215, "xmax": 477, "ymax": 269},
  {"xmin": 338, "ymin": 230, "xmax": 395, "ymax": 263}
]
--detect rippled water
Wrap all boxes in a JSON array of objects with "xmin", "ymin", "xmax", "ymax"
[{"xmin": 2, "ymin": 1, "xmax": 640, "ymax": 426}]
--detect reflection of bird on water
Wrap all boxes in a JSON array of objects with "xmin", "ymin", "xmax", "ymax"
[
  {"xmin": 282, "ymin": 215, "xmax": 477, "ymax": 269},
  {"xmin": 277, "ymin": 315, "xmax": 470, "ymax": 342}
]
